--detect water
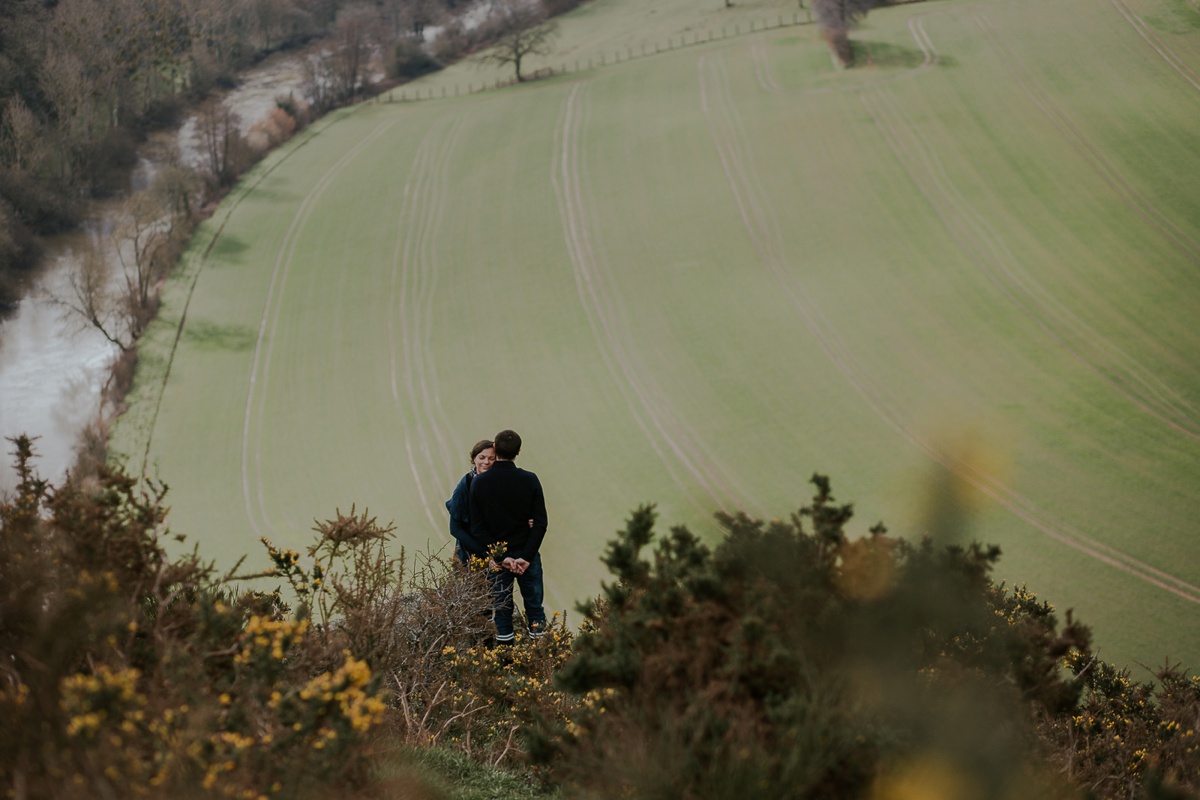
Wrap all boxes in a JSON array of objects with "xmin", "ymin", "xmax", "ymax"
[
  {"xmin": 0, "ymin": 50, "xmax": 314, "ymax": 493},
  {"xmin": 0, "ymin": 235, "xmax": 119, "ymax": 492}
]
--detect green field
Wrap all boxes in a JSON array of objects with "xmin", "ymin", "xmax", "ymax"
[{"xmin": 111, "ymin": 0, "xmax": 1200, "ymax": 672}]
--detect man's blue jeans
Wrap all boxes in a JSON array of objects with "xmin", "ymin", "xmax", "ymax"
[{"xmin": 488, "ymin": 554, "xmax": 547, "ymax": 643}]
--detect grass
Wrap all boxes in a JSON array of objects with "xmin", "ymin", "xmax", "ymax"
[
  {"xmin": 375, "ymin": 745, "xmax": 559, "ymax": 800},
  {"xmin": 110, "ymin": 0, "xmax": 1200, "ymax": 672}
]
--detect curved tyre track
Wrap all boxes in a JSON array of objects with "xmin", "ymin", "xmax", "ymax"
[
  {"xmin": 978, "ymin": 14, "xmax": 1200, "ymax": 265},
  {"xmin": 388, "ymin": 114, "xmax": 469, "ymax": 534},
  {"xmin": 242, "ymin": 120, "xmax": 397, "ymax": 539},
  {"xmin": 135, "ymin": 117, "xmax": 342, "ymax": 480},
  {"xmin": 699, "ymin": 51, "xmax": 1200, "ymax": 604},
  {"xmin": 860, "ymin": 80, "xmax": 1200, "ymax": 443},
  {"xmin": 551, "ymin": 81, "xmax": 748, "ymax": 514},
  {"xmin": 878, "ymin": 69, "xmax": 1200, "ymax": 439},
  {"xmin": 1110, "ymin": 0, "xmax": 1200, "ymax": 92}
]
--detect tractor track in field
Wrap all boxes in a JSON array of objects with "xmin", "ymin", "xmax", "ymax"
[
  {"xmin": 552, "ymin": 81, "xmax": 747, "ymax": 515},
  {"xmin": 1110, "ymin": 0, "xmax": 1200, "ymax": 92},
  {"xmin": 699, "ymin": 50, "xmax": 1200, "ymax": 605},
  {"xmin": 388, "ymin": 114, "xmax": 469, "ymax": 535},
  {"xmin": 241, "ymin": 119, "xmax": 398, "ymax": 539},
  {"xmin": 750, "ymin": 36, "xmax": 785, "ymax": 95},
  {"xmin": 699, "ymin": 52, "xmax": 903, "ymax": 424},
  {"xmin": 858, "ymin": 89, "xmax": 1200, "ymax": 602},
  {"xmin": 977, "ymin": 14, "xmax": 1200, "ymax": 266},
  {"xmin": 861, "ymin": 84, "xmax": 1200, "ymax": 445},
  {"xmin": 135, "ymin": 111, "xmax": 346, "ymax": 481}
]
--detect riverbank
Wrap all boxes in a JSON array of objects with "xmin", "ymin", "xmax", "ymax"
[{"xmin": 0, "ymin": 47, "xmax": 334, "ymax": 492}]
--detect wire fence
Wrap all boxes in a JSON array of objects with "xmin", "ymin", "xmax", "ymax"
[{"xmin": 383, "ymin": 11, "xmax": 814, "ymax": 103}]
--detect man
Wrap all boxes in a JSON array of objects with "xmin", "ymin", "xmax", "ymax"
[{"xmin": 469, "ymin": 429, "xmax": 549, "ymax": 644}]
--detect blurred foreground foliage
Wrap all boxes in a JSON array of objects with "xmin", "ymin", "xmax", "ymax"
[
  {"xmin": 1, "ymin": 436, "xmax": 1196, "ymax": 799},
  {"xmin": 532, "ymin": 475, "xmax": 1199, "ymax": 800}
]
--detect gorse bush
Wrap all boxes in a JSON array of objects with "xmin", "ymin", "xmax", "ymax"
[
  {"xmin": 0, "ymin": 437, "xmax": 391, "ymax": 799},
  {"xmin": 0, "ymin": 436, "xmax": 569, "ymax": 797},
  {"xmin": 1040, "ymin": 653, "xmax": 1200, "ymax": 797},
  {"xmin": 534, "ymin": 475, "xmax": 1198, "ymax": 800},
  {"xmin": 2, "ymin": 440, "xmax": 1195, "ymax": 799}
]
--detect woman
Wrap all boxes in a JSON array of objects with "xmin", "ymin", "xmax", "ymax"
[{"xmin": 445, "ymin": 439, "xmax": 495, "ymax": 565}]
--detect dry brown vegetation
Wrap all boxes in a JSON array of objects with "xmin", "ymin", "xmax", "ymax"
[{"xmin": 3, "ymin": 444, "xmax": 1195, "ymax": 799}]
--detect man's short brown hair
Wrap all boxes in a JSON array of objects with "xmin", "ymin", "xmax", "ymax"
[{"xmin": 493, "ymin": 429, "xmax": 522, "ymax": 460}]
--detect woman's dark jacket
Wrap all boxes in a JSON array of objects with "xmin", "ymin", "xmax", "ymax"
[{"xmin": 445, "ymin": 470, "xmax": 487, "ymax": 558}]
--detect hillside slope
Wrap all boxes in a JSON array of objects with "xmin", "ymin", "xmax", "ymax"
[{"xmin": 110, "ymin": 0, "xmax": 1200, "ymax": 670}]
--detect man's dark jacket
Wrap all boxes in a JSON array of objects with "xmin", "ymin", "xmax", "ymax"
[{"xmin": 468, "ymin": 460, "xmax": 548, "ymax": 561}]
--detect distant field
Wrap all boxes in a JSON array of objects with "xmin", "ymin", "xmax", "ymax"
[{"xmin": 111, "ymin": 0, "xmax": 1200, "ymax": 671}]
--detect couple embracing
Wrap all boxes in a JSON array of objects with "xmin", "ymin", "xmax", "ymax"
[{"xmin": 445, "ymin": 429, "xmax": 548, "ymax": 645}]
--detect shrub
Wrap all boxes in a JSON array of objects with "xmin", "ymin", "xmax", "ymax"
[
  {"xmin": 1037, "ymin": 654, "xmax": 1200, "ymax": 797},
  {"xmin": 534, "ymin": 475, "xmax": 1114, "ymax": 799},
  {"xmin": 0, "ymin": 166, "xmax": 81, "ymax": 234},
  {"xmin": 541, "ymin": 0, "xmax": 584, "ymax": 17},
  {"xmin": 437, "ymin": 614, "xmax": 578, "ymax": 766},
  {"xmin": 392, "ymin": 41, "xmax": 443, "ymax": 80},
  {"xmin": 0, "ymin": 439, "xmax": 390, "ymax": 799}
]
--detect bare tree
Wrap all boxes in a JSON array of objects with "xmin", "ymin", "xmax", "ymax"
[
  {"xmin": 476, "ymin": 0, "xmax": 559, "ymax": 83},
  {"xmin": 152, "ymin": 161, "xmax": 204, "ymax": 226},
  {"xmin": 331, "ymin": 3, "xmax": 383, "ymax": 100},
  {"xmin": 55, "ymin": 190, "xmax": 175, "ymax": 351},
  {"xmin": 301, "ymin": 52, "xmax": 339, "ymax": 114},
  {"xmin": 39, "ymin": 49, "xmax": 94, "ymax": 184},
  {"xmin": 381, "ymin": 0, "xmax": 441, "ymax": 42},
  {"xmin": 0, "ymin": 96, "xmax": 43, "ymax": 172},
  {"xmin": 197, "ymin": 99, "xmax": 249, "ymax": 186},
  {"xmin": 812, "ymin": 0, "xmax": 876, "ymax": 66},
  {"xmin": 61, "ymin": 246, "xmax": 135, "ymax": 351},
  {"xmin": 113, "ymin": 192, "xmax": 171, "ymax": 317}
]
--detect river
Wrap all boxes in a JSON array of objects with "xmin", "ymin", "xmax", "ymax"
[{"xmin": 0, "ymin": 52, "xmax": 311, "ymax": 494}]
